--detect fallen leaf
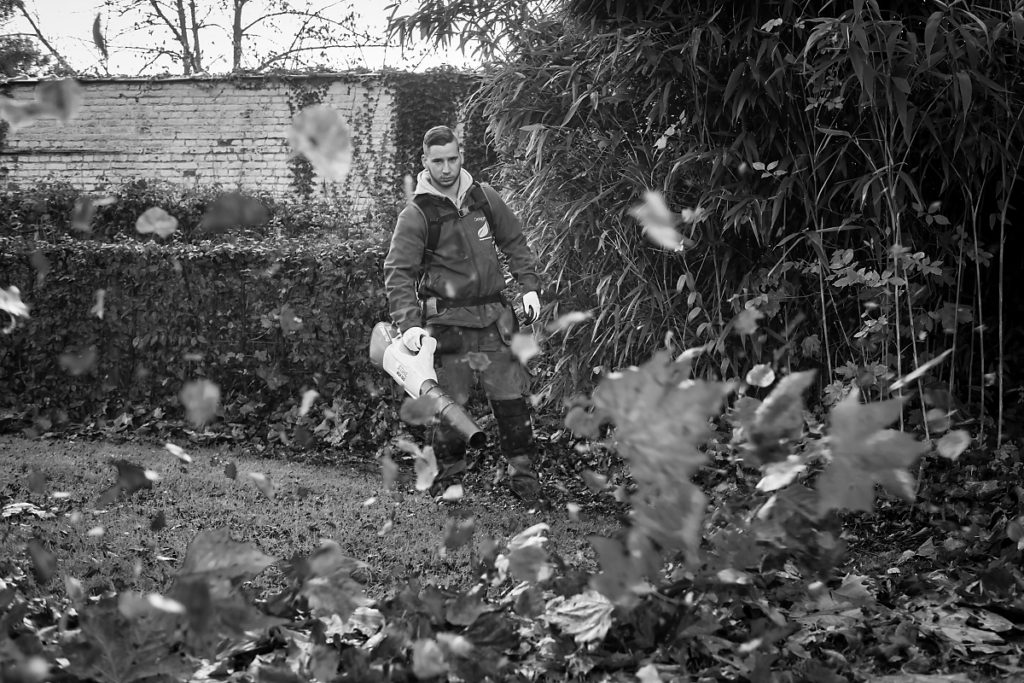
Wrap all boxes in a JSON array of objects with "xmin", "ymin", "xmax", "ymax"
[{"xmin": 545, "ymin": 590, "xmax": 614, "ymax": 643}]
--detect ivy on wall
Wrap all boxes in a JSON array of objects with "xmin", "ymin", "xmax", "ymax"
[{"xmin": 387, "ymin": 68, "xmax": 497, "ymax": 189}]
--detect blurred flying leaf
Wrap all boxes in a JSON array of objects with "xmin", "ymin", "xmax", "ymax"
[
  {"xmin": 400, "ymin": 393, "xmax": 438, "ymax": 426},
  {"xmin": 746, "ymin": 364, "xmax": 776, "ymax": 388},
  {"xmin": 278, "ymin": 303, "xmax": 303, "ymax": 333},
  {"xmin": 135, "ymin": 207, "xmax": 178, "ymax": 238},
  {"xmin": 403, "ymin": 173, "xmax": 415, "ymax": 204},
  {"xmin": 412, "ymin": 639, "xmax": 449, "ymax": 680},
  {"xmin": 546, "ymin": 310, "xmax": 593, "ymax": 333},
  {"xmin": 0, "ymin": 78, "xmax": 83, "ymax": 130},
  {"xmin": 58, "ymin": 346, "xmax": 97, "ymax": 376},
  {"xmin": 742, "ymin": 371, "xmax": 816, "ymax": 465},
  {"xmin": 92, "ymin": 14, "xmax": 108, "ymax": 59},
  {"xmin": 178, "ymin": 528, "xmax": 276, "ymax": 581},
  {"xmin": 581, "ymin": 469, "xmax": 608, "ymax": 494},
  {"xmin": 566, "ymin": 502, "xmax": 581, "ymax": 521},
  {"xmin": 936, "ymin": 430, "xmax": 970, "ymax": 460},
  {"xmin": 164, "ymin": 442, "xmax": 192, "ymax": 464},
  {"xmin": 299, "ymin": 389, "xmax": 319, "ymax": 417},
  {"xmin": 65, "ymin": 575, "xmax": 85, "ymax": 602},
  {"xmin": 756, "ymin": 455, "xmax": 807, "ymax": 491},
  {"xmin": 0, "ymin": 98, "xmax": 50, "ymax": 130},
  {"xmin": 36, "ymin": 79, "xmax": 83, "ymax": 123},
  {"xmin": 27, "ymin": 468, "xmax": 47, "ymax": 494},
  {"xmin": 288, "ymin": 104, "xmax": 354, "ymax": 181},
  {"xmin": 299, "ymin": 539, "xmax": 367, "ymax": 620},
  {"xmin": 503, "ymin": 523, "xmax": 552, "ymax": 583},
  {"xmin": 30, "ymin": 250, "xmax": 50, "ymax": 284},
  {"xmin": 925, "ymin": 408, "xmax": 951, "ymax": 433},
  {"xmin": 628, "ymin": 190, "xmax": 695, "ymax": 251},
  {"xmin": 889, "ymin": 349, "xmax": 952, "ymax": 392},
  {"xmin": 224, "ymin": 461, "xmax": 237, "ymax": 479},
  {"xmin": 27, "ymin": 539, "xmax": 57, "ymax": 583},
  {"xmin": 510, "ymin": 333, "xmax": 541, "ymax": 365},
  {"xmin": 198, "ymin": 192, "xmax": 268, "ymax": 234},
  {"xmin": 150, "ymin": 510, "xmax": 166, "ymax": 531},
  {"xmin": 545, "ymin": 590, "xmax": 614, "ymax": 644},
  {"xmin": 733, "ymin": 308, "xmax": 764, "ymax": 335},
  {"xmin": 818, "ymin": 389, "xmax": 929, "ymax": 515},
  {"xmin": 247, "ymin": 472, "xmax": 275, "ymax": 500},
  {"xmin": 90, "ymin": 289, "xmax": 105, "ymax": 319},
  {"xmin": 380, "ymin": 454, "xmax": 397, "ymax": 491},
  {"xmin": 444, "ymin": 516, "xmax": 475, "ymax": 549},
  {"xmin": 71, "ymin": 196, "xmax": 96, "ymax": 232},
  {"xmin": 179, "ymin": 380, "xmax": 220, "ymax": 427},
  {"xmin": 415, "ymin": 446, "xmax": 438, "ymax": 491},
  {"xmin": 466, "ymin": 351, "xmax": 491, "ymax": 371},
  {"xmin": 1, "ymin": 286, "xmax": 30, "ymax": 333},
  {"xmin": 97, "ymin": 458, "xmax": 157, "ymax": 506},
  {"xmin": 442, "ymin": 484, "xmax": 464, "ymax": 501}
]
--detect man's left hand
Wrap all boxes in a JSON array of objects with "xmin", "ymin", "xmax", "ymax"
[{"xmin": 522, "ymin": 291, "xmax": 541, "ymax": 325}]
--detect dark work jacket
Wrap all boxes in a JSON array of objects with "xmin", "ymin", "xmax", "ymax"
[{"xmin": 383, "ymin": 169, "xmax": 541, "ymax": 333}]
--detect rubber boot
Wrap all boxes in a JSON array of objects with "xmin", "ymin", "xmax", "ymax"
[
  {"xmin": 431, "ymin": 422, "xmax": 467, "ymax": 488},
  {"xmin": 491, "ymin": 398, "xmax": 542, "ymax": 502}
]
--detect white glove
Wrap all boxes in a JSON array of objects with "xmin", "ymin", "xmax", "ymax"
[
  {"xmin": 522, "ymin": 291, "xmax": 541, "ymax": 325},
  {"xmin": 401, "ymin": 326, "xmax": 428, "ymax": 352}
]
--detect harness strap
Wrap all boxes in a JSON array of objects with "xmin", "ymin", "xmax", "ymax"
[{"xmin": 435, "ymin": 292, "xmax": 505, "ymax": 312}]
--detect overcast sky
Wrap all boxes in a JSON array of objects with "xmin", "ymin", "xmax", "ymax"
[{"xmin": 5, "ymin": 0, "xmax": 476, "ymax": 76}]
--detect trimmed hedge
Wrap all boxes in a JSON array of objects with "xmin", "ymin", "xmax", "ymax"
[
  {"xmin": 0, "ymin": 178, "xmax": 390, "ymax": 244},
  {"xmin": 0, "ymin": 235, "xmax": 400, "ymax": 449}
]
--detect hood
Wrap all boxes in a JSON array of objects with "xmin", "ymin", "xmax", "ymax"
[{"xmin": 414, "ymin": 168, "xmax": 475, "ymax": 207}]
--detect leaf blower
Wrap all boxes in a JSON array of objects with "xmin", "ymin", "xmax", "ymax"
[{"xmin": 368, "ymin": 322, "xmax": 486, "ymax": 448}]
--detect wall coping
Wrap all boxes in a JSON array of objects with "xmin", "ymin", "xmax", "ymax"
[{"xmin": 0, "ymin": 69, "xmax": 479, "ymax": 87}]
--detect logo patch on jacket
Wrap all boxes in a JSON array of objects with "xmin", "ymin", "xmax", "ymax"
[{"xmin": 477, "ymin": 223, "xmax": 491, "ymax": 239}]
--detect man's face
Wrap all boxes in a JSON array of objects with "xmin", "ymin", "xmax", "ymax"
[{"xmin": 422, "ymin": 141, "xmax": 462, "ymax": 189}]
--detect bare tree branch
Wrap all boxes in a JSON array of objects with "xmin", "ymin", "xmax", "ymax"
[
  {"xmin": 13, "ymin": 0, "xmax": 74, "ymax": 72},
  {"xmin": 254, "ymin": 42, "xmax": 389, "ymax": 71}
]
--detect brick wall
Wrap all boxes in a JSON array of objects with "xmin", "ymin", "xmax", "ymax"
[{"xmin": 0, "ymin": 74, "xmax": 396, "ymax": 216}]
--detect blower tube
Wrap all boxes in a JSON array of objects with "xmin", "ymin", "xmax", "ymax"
[{"xmin": 421, "ymin": 380, "xmax": 487, "ymax": 449}]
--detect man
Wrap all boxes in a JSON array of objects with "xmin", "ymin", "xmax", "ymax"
[{"xmin": 383, "ymin": 125, "xmax": 543, "ymax": 501}]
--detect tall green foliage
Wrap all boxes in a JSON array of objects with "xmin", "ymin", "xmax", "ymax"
[{"xmin": 396, "ymin": 0, "xmax": 1024, "ymax": 434}]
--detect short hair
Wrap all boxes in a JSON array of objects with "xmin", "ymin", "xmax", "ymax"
[{"xmin": 422, "ymin": 125, "xmax": 458, "ymax": 152}]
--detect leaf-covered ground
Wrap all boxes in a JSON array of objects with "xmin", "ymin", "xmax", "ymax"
[
  {"xmin": 4, "ymin": 432, "xmax": 1024, "ymax": 681},
  {"xmin": 0, "ymin": 435, "xmax": 616, "ymax": 604}
]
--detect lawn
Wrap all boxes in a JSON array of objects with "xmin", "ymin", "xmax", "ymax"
[{"xmin": 0, "ymin": 435, "xmax": 617, "ymax": 603}]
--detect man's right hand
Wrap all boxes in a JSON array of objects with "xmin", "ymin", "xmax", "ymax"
[{"xmin": 401, "ymin": 326, "xmax": 428, "ymax": 352}]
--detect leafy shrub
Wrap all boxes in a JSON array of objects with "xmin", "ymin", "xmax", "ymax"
[
  {"xmin": 0, "ymin": 235, "xmax": 395, "ymax": 450},
  {"xmin": 0, "ymin": 178, "xmax": 385, "ymax": 244},
  {"xmin": 466, "ymin": 0, "xmax": 1024, "ymax": 438}
]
